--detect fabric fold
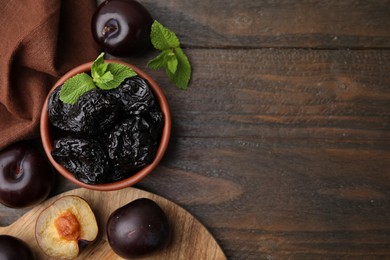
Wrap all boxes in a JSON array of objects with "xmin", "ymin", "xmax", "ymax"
[{"xmin": 0, "ymin": 0, "xmax": 99, "ymax": 150}]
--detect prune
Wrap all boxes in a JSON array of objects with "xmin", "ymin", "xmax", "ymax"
[
  {"xmin": 91, "ymin": 0, "xmax": 153, "ymax": 56},
  {"xmin": 48, "ymin": 86, "xmax": 72, "ymax": 128},
  {"xmin": 48, "ymin": 73, "xmax": 164, "ymax": 184},
  {"xmin": 108, "ymin": 76, "xmax": 155, "ymax": 116},
  {"xmin": 52, "ymin": 137, "xmax": 110, "ymax": 184},
  {"xmin": 107, "ymin": 198, "xmax": 170, "ymax": 258},
  {"xmin": 48, "ymin": 86, "xmax": 119, "ymax": 136},
  {"xmin": 145, "ymin": 105, "xmax": 164, "ymax": 141},
  {"xmin": 107, "ymin": 117, "xmax": 158, "ymax": 179}
]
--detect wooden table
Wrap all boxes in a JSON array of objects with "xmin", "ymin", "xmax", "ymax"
[{"xmin": 1, "ymin": 1, "xmax": 390, "ymax": 259}]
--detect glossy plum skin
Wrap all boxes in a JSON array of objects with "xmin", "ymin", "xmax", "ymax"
[
  {"xmin": 107, "ymin": 198, "xmax": 170, "ymax": 258},
  {"xmin": 0, "ymin": 142, "xmax": 55, "ymax": 208},
  {"xmin": 0, "ymin": 235, "xmax": 35, "ymax": 260},
  {"xmin": 91, "ymin": 0, "xmax": 153, "ymax": 56}
]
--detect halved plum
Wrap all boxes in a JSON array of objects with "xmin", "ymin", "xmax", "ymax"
[{"xmin": 35, "ymin": 195, "xmax": 98, "ymax": 259}]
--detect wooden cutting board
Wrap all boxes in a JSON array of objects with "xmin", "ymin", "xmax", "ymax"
[{"xmin": 0, "ymin": 188, "xmax": 226, "ymax": 260}]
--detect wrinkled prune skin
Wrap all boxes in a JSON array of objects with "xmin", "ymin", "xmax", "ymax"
[
  {"xmin": 145, "ymin": 104, "xmax": 164, "ymax": 141},
  {"xmin": 48, "ymin": 86, "xmax": 119, "ymax": 136},
  {"xmin": 47, "ymin": 86, "xmax": 72, "ymax": 128},
  {"xmin": 48, "ymin": 75, "xmax": 165, "ymax": 184},
  {"xmin": 108, "ymin": 76, "xmax": 155, "ymax": 116},
  {"xmin": 52, "ymin": 137, "xmax": 110, "ymax": 184},
  {"xmin": 107, "ymin": 117, "xmax": 158, "ymax": 180}
]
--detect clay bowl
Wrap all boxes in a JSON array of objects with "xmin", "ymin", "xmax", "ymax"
[{"xmin": 40, "ymin": 60, "xmax": 171, "ymax": 191}]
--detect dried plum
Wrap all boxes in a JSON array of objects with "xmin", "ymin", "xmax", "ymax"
[
  {"xmin": 48, "ymin": 86, "xmax": 119, "ymax": 136},
  {"xmin": 108, "ymin": 76, "xmax": 155, "ymax": 116},
  {"xmin": 107, "ymin": 117, "xmax": 158, "ymax": 179},
  {"xmin": 52, "ymin": 137, "xmax": 110, "ymax": 184},
  {"xmin": 145, "ymin": 104, "xmax": 164, "ymax": 141},
  {"xmin": 48, "ymin": 74, "xmax": 164, "ymax": 184},
  {"xmin": 47, "ymin": 86, "xmax": 73, "ymax": 129}
]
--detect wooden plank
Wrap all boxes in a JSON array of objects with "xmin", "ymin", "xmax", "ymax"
[
  {"xmin": 128, "ymin": 49, "xmax": 390, "ymax": 143},
  {"xmin": 137, "ymin": 0, "xmax": 390, "ymax": 48},
  {"xmin": 138, "ymin": 136, "xmax": 390, "ymax": 258},
  {"xmin": 132, "ymin": 48, "xmax": 390, "ymax": 258}
]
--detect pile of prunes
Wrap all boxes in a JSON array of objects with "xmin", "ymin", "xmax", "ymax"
[{"xmin": 48, "ymin": 76, "xmax": 164, "ymax": 184}]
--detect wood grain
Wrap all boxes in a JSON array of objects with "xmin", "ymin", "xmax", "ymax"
[
  {"xmin": 0, "ymin": 188, "xmax": 226, "ymax": 260},
  {"xmin": 128, "ymin": 48, "xmax": 390, "ymax": 258},
  {"xmin": 137, "ymin": 0, "xmax": 390, "ymax": 48},
  {"xmin": 2, "ymin": 1, "xmax": 390, "ymax": 259}
]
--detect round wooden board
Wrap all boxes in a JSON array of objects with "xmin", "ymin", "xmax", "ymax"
[{"xmin": 0, "ymin": 188, "xmax": 226, "ymax": 260}]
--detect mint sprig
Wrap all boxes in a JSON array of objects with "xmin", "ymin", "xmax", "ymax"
[
  {"xmin": 150, "ymin": 21, "xmax": 180, "ymax": 50},
  {"xmin": 59, "ymin": 53, "xmax": 137, "ymax": 104},
  {"xmin": 147, "ymin": 20, "xmax": 191, "ymax": 90},
  {"xmin": 59, "ymin": 73, "xmax": 95, "ymax": 105},
  {"xmin": 98, "ymin": 63, "xmax": 137, "ymax": 90}
]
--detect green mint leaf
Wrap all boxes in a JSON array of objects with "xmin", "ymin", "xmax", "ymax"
[
  {"xmin": 59, "ymin": 73, "xmax": 95, "ymax": 104},
  {"xmin": 95, "ymin": 62, "xmax": 137, "ymax": 90},
  {"xmin": 93, "ymin": 71, "xmax": 114, "ymax": 84},
  {"xmin": 147, "ymin": 49, "xmax": 176, "ymax": 71},
  {"xmin": 150, "ymin": 20, "xmax": 180, "ymax": 51},
  {"xmin": 59, "ymin": 53, "xmax": 138, "ymax": 104},
  {"xmin": 147, "ymin": 51, "xmax": 169, "ymax": 70},
  {"xmin": 166, "ymin": 48, "xmax": 191, "ymax": 89},
  {"xmin": 148, "ymin": 20, "xmax": 192, "ymax": 89},
  {"xmin": 166, "ymin": 52, "xmax": 178, "ymax": 75},
  {"xmin": 91, "ymin": 52, "xmax": 108, "ymax": 79}
]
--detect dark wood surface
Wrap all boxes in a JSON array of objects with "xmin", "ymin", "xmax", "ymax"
[{"xmin": 1, "ymin": 1, "xmax": 390, "ymax": 259}]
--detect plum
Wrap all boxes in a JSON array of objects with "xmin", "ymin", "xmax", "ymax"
[
  {"xmin": 0, "ymin": 141, "xmax": 55, "ymax": 208},
  {"xmin": 0, "ymin": 235, "xmax": 35, "ymax": 260},
  {"xmin": 35, "ymin": 196, "xmax": 98, "ymax": 259},
  {"xmin": 91, "ymin": 0, "xmax": 153, "ymax": 56},
  {"xmin": 107, "ymin": 198, "xmax": 170, "ymax": 258}
]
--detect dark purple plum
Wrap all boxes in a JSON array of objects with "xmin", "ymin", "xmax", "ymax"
[
  {"xmin": 91, "ymin": 0, "xmax": 153, "ymax": 56},
  {"xmin": 0, "ymin": 235, "xmax": 35, "ymax": 260},
  {"xmin": 0, "ymin": 142, "xmax": 55, "ymax": 208},
  {"xmin": 107, "ymin": 198, "xmax": 170, "ymax": 258}
]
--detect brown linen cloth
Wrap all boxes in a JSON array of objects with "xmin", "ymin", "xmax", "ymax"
[{"xmin": 0, "ymin": 0, "xmax": 99, "ymax": 150}]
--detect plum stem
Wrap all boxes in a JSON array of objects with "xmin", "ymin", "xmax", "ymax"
[
  {"xmin": 13, "ymin": 157, "xmax": 25, "ymax": 179},
  {"xmin": 102, "ymin": 19, "xmax": 119, "ymax": 38}
]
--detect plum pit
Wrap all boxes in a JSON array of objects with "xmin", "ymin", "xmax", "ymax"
[{"xmin": 54, "ymin": 210, "xmax": 81, "ymax": 241}]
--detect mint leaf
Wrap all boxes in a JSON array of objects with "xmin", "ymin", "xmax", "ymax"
[
  {"xmin": 59, "ymin": 53, "xmax": 138, "ymax": 104},
  {"xmin": 148, "ymin": 21, "xmax": 192, "ymax": 89},
  {"xmin": 166, "ymin": 53, "xmax": 178, "ymax": 75},
  {"xmin": 91, "ymin": 52, "xmax": 108, "ymax": 79},
  {"xmin": 147, "ymin": 49, "xmax": 178, "ymax": 74},
  {"xmin": 90, "ymin": 52, "xmax": 137, "ymax": 90},
  {"xmin": 150, "ymin": 20, "xmax": 180, "ymax": 50},
  {"xmin": 166, "ymin": 48, "xmax": 191, "ymax": 89},
  {"xmin": 95, "ymin": 63, "xmax": 137, "ymax": 90},
  {"xmin": 147, "ymin": 51, "xmax": 168, "ymax": 70},
  {"xmin": 59, "ymin": 73, "xmax": 95, "ymax": 104},
  {"xmin": 93, "ymin": 71, "xmax": 114, "ymax": 85}
]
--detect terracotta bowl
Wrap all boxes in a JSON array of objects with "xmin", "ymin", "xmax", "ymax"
[{"xmin": 40, "ymin": 60, "xmax": 171, "ymax": 191}]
